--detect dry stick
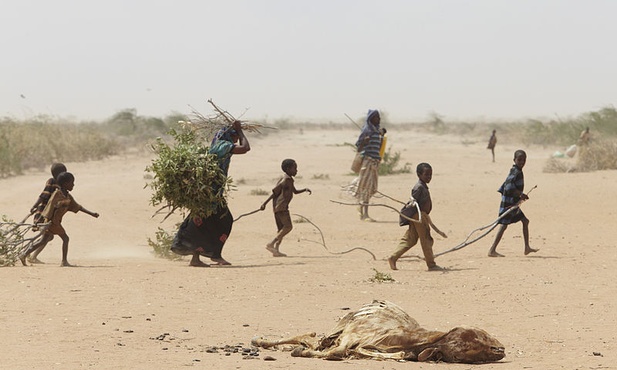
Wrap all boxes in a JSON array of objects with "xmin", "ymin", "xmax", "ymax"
[
  {"xmin": 233, "ymin": 208, "xmax": 263, "ymax": 222},
  {"xmin": 207, "ymin": 98, "xmax": 236, "ymax": 123},
  {"xmin": 329, "ymin": 200, "xmax": 423, "ymax": 225},
  {"xmin": 344, "ymin": 113, "xmax": 362, "ymax": 130},
  {"xmin": 291, "ymin": 213, "xmax": 377, "ymax": 260},
  {"xmin": 434, "ymin": 185, "xmax": 537, "ymax": 258},
  {"xmin": 203, "ymin": 100, "xmax": 273, "ymax": 134},
  {"xmin": 0, "ymin": 221, "xmax": 50, "ymax": 254},
  {"xmin": 375, "ymin": 190, "xmax": 406, "ymax": 205},
  {"xmin": 151, "ymin": 205, "xmax": 178, "ymax": 223}
]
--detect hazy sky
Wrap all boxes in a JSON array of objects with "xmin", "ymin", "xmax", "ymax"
[{"xmin": 2, "ymin": 1, "xmax": 616, "ymax": 123}]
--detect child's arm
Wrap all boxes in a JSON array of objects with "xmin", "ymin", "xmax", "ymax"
[
  {"xmin": 290, "ymin": 179, "xmax": 311, "ymax": 195},
  {"xmin": 260, "ymin": 193, "xmax": 275, "ymax": 211},
  {"xmin": 79, "ymin": 206, "xmax": 99, "ymax": 218},
  {"xmin": 30, "ymin": 199, "xmax": 42, "ymax": 213},
  {"xmin": 293, "ymin": 187, "xmax": 311, "ymax": 195}
]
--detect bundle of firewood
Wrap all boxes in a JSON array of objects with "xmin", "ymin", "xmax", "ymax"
[{"xmin": 145, "ymin": 100, "xmax": 269, "ymax": 221}]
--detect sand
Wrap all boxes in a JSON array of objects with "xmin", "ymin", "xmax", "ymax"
[{"xmin": 1, "ymin": 127, "xmax": 615, "ymax": 369}]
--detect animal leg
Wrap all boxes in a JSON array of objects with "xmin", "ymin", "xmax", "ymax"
[
  {"xmin": 252, "ymin": 332, "xmax": 317, "ymax": 349},
  {"xmin": 354, "ymin": 347, "xmax": 411, "ymax": 361},
  {"xmin": 291, "ymin": 344, "xmax": 346, "ymax": 360}
]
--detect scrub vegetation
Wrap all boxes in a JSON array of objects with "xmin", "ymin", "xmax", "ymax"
[{"xmin": 1, "ymin": 106, "xmax": 616, "ymax": 178}]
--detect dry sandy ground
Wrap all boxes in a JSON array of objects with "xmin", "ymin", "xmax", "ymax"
[{"xmin": 1, "ymin": 127, "xmax": 615, "ymax": 370}]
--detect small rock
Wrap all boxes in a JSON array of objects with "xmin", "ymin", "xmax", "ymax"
[{"xmin": 263, "ymin": 356, "xmax": 277, "ymax": 361}]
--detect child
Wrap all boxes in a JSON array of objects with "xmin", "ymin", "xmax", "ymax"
[
  {"xmin": 487, "ymin": 130, "xmax": 497, "ymax": 162},
  {"xmin": 20, "ymin": 172, "xmax": 99, "ymax": 267},
  {"xmin": 260, "ymin": 159, "xmax": 311, "ymax": 257},
  {"xmin": 488, "ymin": 150, "xmax": 538, "ymax": 257},
  {"xmin": 27, "ymin": 163, "xmax": 67, "ymax": 263},
  {"xmin": 388, "ymin": 163, "xmax": 445, "ymax": 271}
]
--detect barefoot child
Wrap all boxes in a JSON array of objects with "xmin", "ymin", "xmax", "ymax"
[
  {"xmin": 20, "ymin": 172, "xmax": 99, "ymax": 266},
  {"xmin": 488, "ymin": 150, "xmax": 538, "ymax": 257},
  {"xmin": 260, "ymin": 159, "xmax": 311, "ymax": 257},
  {"xmin": 388, "ymin": 163, "xmax": 445, "ymax": 271},
  {"xmin": 27, "ymin": 163, "xmax": 67, "ymax": 263}
]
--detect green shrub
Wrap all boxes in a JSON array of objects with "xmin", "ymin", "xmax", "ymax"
[
  {"xmin": 368, "ymin": 268, "xmax": 395, "ymax": 283},
  {"xmin": 145, "ymin": 124, "xmax": 232, "ymax": 219},
  {"xmin": 379, "ymin": 147, "xmax": 411, "ymax": 176},
  {"xmin": 147, "ymin": 227, "xmax": 183, "ymax": 260}
]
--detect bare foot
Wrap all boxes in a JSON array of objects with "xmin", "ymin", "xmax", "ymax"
[
  {"xmin": 61, "ymin": 261, "xmax": 75, "ymax": 267},
  {"xmin": 388, "ymin": 256, "xmax": 397, "ymax": 270},
  {"xmin": 362, "ymin": 216, "xmax": 376, "ymax": 222},
  {"xmin": 28, "ymin": 257, "xmax": 44, "ymax": 264},
  {"xmin": 524, "ymin": 247, "xmax": 539, "ymax": 255},
  {"xmin": 488, "ymin": 252, "xmax": 505, "ymax": 257},
  {"xmin": 273, "ymin": 250, "xmax": 287, "ymax": 257},
  {"xmin": 19, "ymin": 255, "xmax": 28, "ymax": 266},
  {"xmin": 210, "ymin": 258, "xmax": 231, "ymax": 266},
  {"xmin": 189, "ymin": 260, "xmax": 210, "ymax": 267},
  {"xmin": 266, "ymin": 246, "xmax": 277, "ymax": 255}
]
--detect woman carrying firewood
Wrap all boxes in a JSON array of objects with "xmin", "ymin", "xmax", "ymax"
[{"xmin": 171, "ymin": 120, "xmax": 250, "ymax": 267}]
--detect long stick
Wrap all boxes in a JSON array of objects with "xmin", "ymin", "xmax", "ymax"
[
  {"xmin": 329, "ymin": 200, "xmax": 423, "ymax": 225},
  {"xmin": 344, "ymin": 113, "xmax": 362, "ymax": 130},
  {"xmin": 292, "ymin": 213, "xmax": 377, "ymax": 260},
  {"xmin": 375, "ymin": 190, "xmax": 406, "ymax": 205},
  {"xmin": 434, "ymin": 185, "xmax": 537, "ymax": 257},
  {"xmin": 233, "ymin": 208, "xmax": 262, "ymax": 222}
]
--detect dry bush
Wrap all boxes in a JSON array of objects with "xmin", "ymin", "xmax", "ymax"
[
  {"xmin": 577, "ymin": 140, "xmax": 617, "ymax": 172},
  {"xmin": 543, "ymin": 140, "xmax": 617, "ymax": 173},
  {"xmin": 543, "ymin": 158, "xmax": 577, "ymax": 173},
  {"xmin": 0, "ymin": 118, "xmax": 118, "ymax": 177}
]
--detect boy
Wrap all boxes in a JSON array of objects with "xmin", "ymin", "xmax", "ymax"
[
  {"xmin": 260, "ymin": 159, "xmax": 311, "ymax": 257},
  {"xmin": 27, "ymin": 162, "xmax": 67, "ymax": 263},
  {"xmin": 20, "ymin": 172, "xmax": 99, "ymax": 267},
  {"xmin": 488, "ymin": 150, "xmax": 538, "ymax": 257},
  {"xmin": 388, "ymin": 163, "xmax": 444, "ymax": 271}
]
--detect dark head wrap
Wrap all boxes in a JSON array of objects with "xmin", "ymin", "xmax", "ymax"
[{"xmin": 211, "ymin": 126, "xmax": 237, "ymax": 145}]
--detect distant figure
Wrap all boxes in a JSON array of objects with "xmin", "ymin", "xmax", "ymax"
[
  {"xmin": 487, "ymin": 130, "xmax": 497, "ymax": 162},
  {"xmin": 578, "ymin": 127, "xmax": 591, "ymax": 146},
  {"xmin": 260, "ymin": 159, "xmax": 311, "ymax": 257},
  {"xmin": 354, "ymin": 109, "xmax": 383, "ymax": 221},
  {"xmin": 487, "ymin": 150, "xmax": 538, "ymax": 257},
  {"xmin": 20, "ymin": 172, "xmax": 100, "ymax": 267}
]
